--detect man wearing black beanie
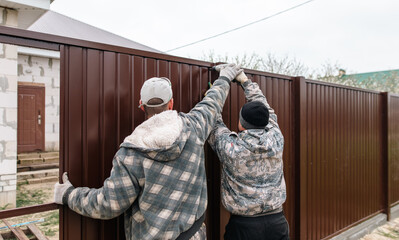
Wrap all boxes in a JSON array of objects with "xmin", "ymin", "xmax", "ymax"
[{"xmin": 208, "ymin": 66, "xmax": 289, "ymax": 240}]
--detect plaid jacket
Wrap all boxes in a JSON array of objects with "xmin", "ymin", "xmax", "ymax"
[
  {"xmin": 63, "ymin": 77, "xmax": 231, "ymax": 240},
  {"xmin": 208, "ymin": 80, "xmax": 286, "ymax": 216}
]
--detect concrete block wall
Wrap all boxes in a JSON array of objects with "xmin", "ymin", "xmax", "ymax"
[
  {"xmin": 0, "ymin": 6, "xmax": 18, "ymax": 209},
  {"xmin": 18, "ymin": 54, "xmax": 60, "ymax": 151}
]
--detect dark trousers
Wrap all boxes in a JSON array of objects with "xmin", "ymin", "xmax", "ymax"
[{"xmin": 224, "ymin": 211, "xmax": 289, "ymax": 240}]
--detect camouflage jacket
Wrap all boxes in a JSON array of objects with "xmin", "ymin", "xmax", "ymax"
[
  {"xmin": 63, "ymin": 77, "xmax": 231, "ymax": 240},
  {"xmin": 208, "ymin": 80, "xmax": 286, "ymax": 216}
]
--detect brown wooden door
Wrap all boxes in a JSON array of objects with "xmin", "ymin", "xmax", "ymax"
[{"xmin": 17, "ymin": 83, "xmax": 45, "ymax": 153}]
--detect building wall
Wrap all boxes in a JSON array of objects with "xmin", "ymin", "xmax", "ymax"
[
  {"xmin": 0, "ymin": 7, "xmax": 18, "ymax": 209},
  {"xmin": 18, "ymin": 53, "xmax": 60, "ymax": 151}
]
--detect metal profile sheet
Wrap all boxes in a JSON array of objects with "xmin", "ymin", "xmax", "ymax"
[
  {"xmin": 59, "ymin": 46, "xmax": 296, "ymax": 239},
  {"xmin": 389, "ymin": 95, "xmax": 399, "ymax": 206},
  {"xmin": 60, "ymin": 45, "xmax": 295, "ymax": 240},
  {"xmin": 303, "ymin": 81, "xmax": 383, "ymax": 240}
]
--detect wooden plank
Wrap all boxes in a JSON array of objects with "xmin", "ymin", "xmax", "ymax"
[
  {"xmin": 0, "ymin": 232, "xmax": 4, "ymax": 240},
  {"xmin": 27, "ymin": 224, "xmax": 49, "ymax": 240},
  {"xmin": 15, "ymin": 228, "xmax": 29, "ymax": 240},
  {"xmin": 0, "ymin": 229, "xmax": 30, "ymax": 239},
  {"xmin": 2, "ymin": 219, "xmax": 29, "ymax": 240}
]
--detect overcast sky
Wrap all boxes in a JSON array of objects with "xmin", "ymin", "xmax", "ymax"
[{"xmin": 50, "ymin": 0, "xmax": 399, "ymax": 74}]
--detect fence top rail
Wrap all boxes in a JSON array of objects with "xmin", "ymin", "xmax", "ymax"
[
  {"xmin": 389, "ymin": 93, "xmax": 399, "ymax": 98},
  {"xmin": 0, "ymin": 25, "xmax": 296, "ymax": 81},
  {"xmin": 305, "ymin": 78, "xmax": 382, "ymax": 94},
  {"xmin": 0, "ymin": 25, "xmax": 213, "ymax": 67}
]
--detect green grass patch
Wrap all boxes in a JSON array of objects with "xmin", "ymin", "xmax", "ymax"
[
  {"xmin": 41, "ymin": 211, "xmax": 59, "ymax": 226},
  {"xmin": 16, "ymin": 189, "xmax": 47, "ymax": 207}
]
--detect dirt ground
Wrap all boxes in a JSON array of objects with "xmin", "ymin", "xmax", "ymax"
[
  {"xmin": 360, "ymin": 218, "xmax": 399, "ymax": 240},
  {"xmin": 0, "ymin": 180, "xmax": 59, "ymax": 240}
]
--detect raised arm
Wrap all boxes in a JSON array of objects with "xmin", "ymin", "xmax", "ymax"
[
  {"xmin": 236, "ymin": 72, "xmax": 279, "ymax": 129},
  {"xmin": 185, "ymin": 64, "xmax": 242, "ymax": 142}
]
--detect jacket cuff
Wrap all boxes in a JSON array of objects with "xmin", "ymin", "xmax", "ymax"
[
  {"xmin": 240, "ymin": 79, "xmax": 252, "ymax": 90},
  {"xmin": 217, "ymin": 76, "xmax": 231, "ymax": 84},
  {"xmin": 62, "ymin": 186, "xmax": 75, "ymax": 205}
]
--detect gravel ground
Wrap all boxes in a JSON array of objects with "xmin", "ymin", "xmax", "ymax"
[{"xmin": 360, "ymin": 218, "xmax": 399, "ymax": 240}]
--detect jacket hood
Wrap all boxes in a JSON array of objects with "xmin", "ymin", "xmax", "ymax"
[
  {"xmin": 121, "ymin": 110, "xmax": 187, "ymax": 162},
  {"xmin": 239, "ymin": 127, "xmax": 284, "ymax": 156}
]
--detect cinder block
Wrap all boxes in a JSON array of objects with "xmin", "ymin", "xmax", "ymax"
[
  {"xmin": 5, "ymin": 108, "xmax": 17, "ymax": 124},
  {"xmin": 0, "ymin": 125, "xmax": 16, "ymax": 142},
  {"xmin": 53, "ymin": 77, "xmax": 60, "ymax": 88},
  {"xmin": 3, "ymin": 185, "xmax": 16, "ymax": 191},
  {"xmin": 0, "ymin": 58, "xmax": 17, "ymax": 75},
  {"xmin": 0, "ymin": 160, "xmax": 16, "ymax": 175},
  {"xmin": 6, "ymin": 75, "xmax": 17, "ymax": 92},
  {"xmin": 0, "ymin": 174, "xmax": 16, "ymax": 181},
  {"xmin": 0, "ymin": 108, "xmax": 4, "ymax": 124},
  {"xmin": 46, "ymin": 133, "xmax": 59, "ymax": 142},
  {"xmin": 5, "ymin": 44, "xmax": 17, "ymax": 60},
  {"xmin": 5, "ymin": 141, "xmax": 17, "ymax": 158},
  {"xmin": 0, "ymin": 92, "xmax": 17, "ymax": 108},
  {"xmin": 0, "ymin": 8, "xmax": 3, "ymax": 25},
  {"xmin": 18, "ymin": 75, "xmax": 34, "ymax": 83},
  {"xmin": 5, "ymin": 9, "xmax": 18, "ymax": 27},
  {"xmin": 46, "ymin": 115, "xmax": 59, "ymax": 124}
]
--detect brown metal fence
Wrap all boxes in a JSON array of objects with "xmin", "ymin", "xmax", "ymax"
[
  {"xmin": 0, "ymin": 25, "xmax": 398, "ymax": 240},
  {"xmin": 389, "ymin": 94, "xmax": 399, "ymax": 208},
  {"xmin": 296, "ymin": 79, "xmax": 385, "ymax": 239}
]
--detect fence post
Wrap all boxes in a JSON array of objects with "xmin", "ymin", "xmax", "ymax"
[
  {"xmin": 293, "ymin": 76, "xmax": 307, "ymax": 240},
  {"xmin": 381, "ymin": 92, "xmax": 390, "ymax": 221}
]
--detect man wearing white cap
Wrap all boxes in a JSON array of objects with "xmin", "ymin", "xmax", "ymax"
[{"xmin": 53, "ymin": 64, "xmax": 242, "ymax": 240}]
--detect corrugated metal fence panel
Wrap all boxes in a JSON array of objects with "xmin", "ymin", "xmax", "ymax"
[
  {"xmin": 389, "ymin": 95, "xmax": 399, "ymax": 206},
  {"xmin": 63, "ymin": 45, "xmax": 275, "ymax": 239},
  {"xmin": 303, "ymin": 81, "xmax": 383, "ymax": 240}
]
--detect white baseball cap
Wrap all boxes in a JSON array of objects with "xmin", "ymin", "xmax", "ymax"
[{"xmin": 139, "ymin": 77, "xmax": 173, "ymax": 107}]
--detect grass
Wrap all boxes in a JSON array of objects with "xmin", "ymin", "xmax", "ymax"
[
  {"xmin": 16, "ymin": 189, "xmax": 46, "ymax": 207},
  {"xmin": 0, "ymin": 203, "xmax": 11, "ymax": 210},
  {"xmin": 41, "ymin": 211, "xmax": 59, "ymax": 226},
  {"xmin": 377, "ymin": 227, "xmax": 399, "ymax": 239}
]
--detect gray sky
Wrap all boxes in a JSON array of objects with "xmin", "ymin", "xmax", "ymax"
[{"xmin": 50, "ymin": 0, "xmax": 399, "ymax": 74}]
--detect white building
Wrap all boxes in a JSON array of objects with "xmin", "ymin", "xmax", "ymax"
[{"xmin": 0, "ymin": 1, "xmax": 159, "ymax": 209}]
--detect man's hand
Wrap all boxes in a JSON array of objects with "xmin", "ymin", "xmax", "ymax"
[
  {"xmin": 54, "ymin": 172, "xmax": 73, "ymax": 204},
  {"xmin": 214, "ymin": 63, "xmax": 243, "ymax": 83},
  {"xmin": 235, "ymin": 71, "xmax": 249, "ymax": 84}
]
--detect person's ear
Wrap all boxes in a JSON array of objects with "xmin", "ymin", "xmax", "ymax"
[
  {"xmin": 168, "ymin": 98, "xmax": 174, "ymax": 110},
  {"xmin": 139, "ymin": 100, "xmax": 145, "ymax": 112}
]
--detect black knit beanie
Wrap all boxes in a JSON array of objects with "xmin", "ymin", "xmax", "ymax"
[{"xmin": 239, "ymin": 101, "xmax": 269, "ymax": 129}]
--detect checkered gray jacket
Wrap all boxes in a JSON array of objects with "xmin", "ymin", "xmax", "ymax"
[
  {"xmin": 63, "ymin": 77, "xmax": 231, "ymax": 239},
  {"xmin": 208, "ymin": 80, "xmax": 286, "ymax": 216}
]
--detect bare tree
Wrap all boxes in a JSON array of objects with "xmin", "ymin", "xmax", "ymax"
[
  {"xmin": 201, "ymin": 51, "xmax": 399, "ymax": 93},
  {"xmin": 201, "ymin": 51, "xmax": 309, "ymax": 77}
]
